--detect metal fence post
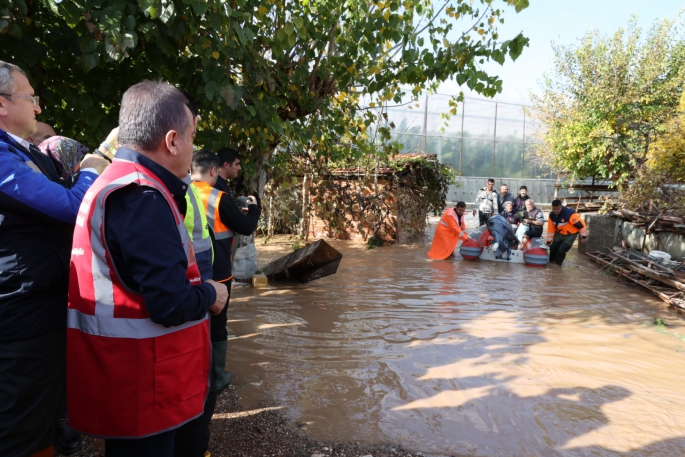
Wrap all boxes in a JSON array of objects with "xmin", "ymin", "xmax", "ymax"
[
  {"xmin": 422, "ymin": 95, "xmax": 428, "ymax": 153},
  {"xmin": 492, "ymin": 102, "xmax": 498, "ymax": 177},
  {"xmin": 459, "ymin": 98, "xmax": 465, "ymax": 173},
  {"xmin": 522, "ymin": 110, "xmax": 526, "ymax": 179}
]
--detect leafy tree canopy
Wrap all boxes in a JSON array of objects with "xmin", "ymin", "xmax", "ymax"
[
  {"xmin": 649, "ymin": 92, "xmax": 685, "ymax": 183},
  {"xmin": 531, "ymin": 16, "xmax": 685, "ymax": 185},
  {"xmin": 1, "ymin": 0, "xmax": 529, "ymax": 191}
]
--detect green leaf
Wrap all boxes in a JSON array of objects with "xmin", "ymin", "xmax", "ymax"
[
  {"xmin": 456, "ymin": 73, "xmax": 467, "ymax": 86},
  {"xmin": 235, "ymin": 24, "xmax": 246, "ymax": 44},
  {"xmin": 79, "ymin": 38, "xmax": 98, "ymax": 53},
  {"xmin": 57, "ymin": 1, "xmax": 82, "ymax": 28},
  {"xmin": 137, "ymin": 0, "xmax": 156, "ymax": 11},
  {"xmin": 209, "ymin": 13, "xmax": 223, "ymax": 30},
  {"xmin": 507, "ymin": 33, "xmax": 529, "ymax": 61},
  {"xmin": 83, "ymin": 52, "xmax": 100, "ymax": 70},
  {"xmin": 123, "ymin": 31, "xmax": 138, "ymax": 48},
  {"xmin": 189, "ymin": 0, "xmax": 209, "ymax": 16},
  {"xmin": 293, "ymin": 17, "xmax": 303, "ymax": 30},
  {"xmin": 159, "ymin": 1, "xmax": 175, "ymax": 23},
  {"xmin": 7, "ymin": 23, "xmax": 22, "ymax": 38},
  {"xmin": 45, "ymin": 0, "xmax": 60, "ymax": 15},
  {"xmin": 492, "ymin": 49, "xmax": 505, "ymax": 65},
  {"xmin": 124, "ymin": 15, "xmax": 135, "ymax": 30},
  {"xmin": 506, "ymin": 0, "xmax": 530, "ymax": 13},
  {"xmin": 276, "ymin": 27, "xmax": 288, "ymax": 45}
]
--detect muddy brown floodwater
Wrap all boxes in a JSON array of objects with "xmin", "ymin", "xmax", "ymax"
[{"xmin": 227, "ymin": 227, "xmax": 685, "ymax": 456}]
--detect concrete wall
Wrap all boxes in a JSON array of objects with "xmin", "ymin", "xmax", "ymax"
[
  {"xmin": 448, "ymin": 176, "xmax": 618, "ymax": 206},
  {"xmin": 621, "ymin": 221, "xmax": 685, "ymax": 259},
  {"xmin": 578, "ymin": 214, "xmax": 622, "ymax": 254},
  {"xmin": 577, "ymin": 213, "xmax": 685, "ymax": 260}
]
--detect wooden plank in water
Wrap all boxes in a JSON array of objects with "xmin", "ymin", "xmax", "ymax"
[{"xmin": 261, "ymin": 239, "xmax": 343, "ymax": 283}]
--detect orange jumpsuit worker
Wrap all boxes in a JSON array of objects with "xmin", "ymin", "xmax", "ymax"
[{"xmin": 428, "ymin": 201, "xmax": 469, "ymax": 260}]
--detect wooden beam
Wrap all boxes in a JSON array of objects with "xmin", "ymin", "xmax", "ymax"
[
  {"xmin": 610, "ymin": 252, "xmax": 685, "ymax": 292},
  {"xmin": 585, "ymin": 251, "xmax": 685, "ymax": 311}
]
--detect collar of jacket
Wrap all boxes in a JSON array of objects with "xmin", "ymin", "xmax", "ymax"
[
  {"xmin": 0, "ymin": 127, "xmax": 19, "ymax": 148},
  {"xmin": 549, "ymin": 206, "xmax": 574, "ymax": 222},
  {"xmin": 115, "ymin": 148, "xmax": 188, "ymax": 202}
]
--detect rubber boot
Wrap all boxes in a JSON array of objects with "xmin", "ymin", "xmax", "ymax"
[
  {"xmin": 212, "ymin": 339, "xmax": 232, "ymax": 393},
  {"xmin": 55, "ymin": 416, "xmax": 82, "ymax": 456}
]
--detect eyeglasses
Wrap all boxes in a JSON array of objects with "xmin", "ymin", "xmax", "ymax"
[{"xmin": 0, "ymin": 93, "xmax": 40, "ymax": 106}]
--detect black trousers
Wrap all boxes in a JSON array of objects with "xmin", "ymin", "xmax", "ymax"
[
  {"xmin": 173, "ymin": 366, "xmax": 218, "ymax": 457},
  {"xmin": 549, "ymin": 232, "xmax": 578, "ymax": 265},
  {"xmin": 210, "ymin": 278, "xmax": 232, "ymax": 343},
  {"xmin": 105, "ymin": 429, "xmax": 176, "ymax": 457},
  {"xmin": 478, "ymin": 211, "xmax": 492, "ymax": 226},
  {"xmin": 175, "ymin": 279, "xmax": 233, "ymax": 457},
  {"xmin": 0, "ymin": 327, "xmax": 66, "ymax": 457}
]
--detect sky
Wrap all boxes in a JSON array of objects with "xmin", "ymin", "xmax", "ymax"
[{"xmin": 439, "ymin": 0, "xmax": 685, "ymax": 105}]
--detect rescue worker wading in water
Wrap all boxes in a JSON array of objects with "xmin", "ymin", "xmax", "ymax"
[
  {"xmin": 428, "ymin": 201, "xmax": 469, "ymax": 260},
  {"xmin": 547, "ymin": 199, "xmax": 588, "ymax": 266}
]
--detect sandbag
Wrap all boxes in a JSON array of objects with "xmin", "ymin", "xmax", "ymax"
[{"xmin": 232, "ymin": 241, "xmax": 258, "ymax": 280}]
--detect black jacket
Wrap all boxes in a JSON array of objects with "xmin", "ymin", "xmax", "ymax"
[{"xmin": 212, "ymin": 178, "xmax": 260, "ymax": 282}]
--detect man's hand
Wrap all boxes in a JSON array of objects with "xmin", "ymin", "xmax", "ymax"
[
  {"xmin": 472, "ymin": 209, "xmax": 476, "ymax": 217},
  {"xmin": 80, "ymin": 155, "xmax": 110, "ymax": 175},
  {"xmin": 579, "ymin": 236, "xmax": 588, "ymax": 244},
  {"xmin": 206, "ymin": 279, "xmax": 229, "ymax": 315},
  {"xmin": 246, "ymin": 195, "xmax": 257, "ymax": 206}
]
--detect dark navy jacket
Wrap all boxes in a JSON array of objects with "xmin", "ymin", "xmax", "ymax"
[
  {"xmin": 211, "ymin": 178, "xmax": 260, "ymax": 283},
  {"xmin": 104, "ymin": 149, "xmax": 216, "ymax": 327},
  {"xmin": 0, "ymin": 129, "xmax": 99, "ymax": 342},
  {"xmin": 549, "ymin": 206, "xmax": 584, "ymax": 230}
]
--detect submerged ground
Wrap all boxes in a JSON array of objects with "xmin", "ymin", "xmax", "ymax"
[{"xmin": 68, "ymin": 215, "xmax": 685, "ymax": 456}]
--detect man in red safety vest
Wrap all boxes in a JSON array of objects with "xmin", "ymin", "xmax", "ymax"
[{"xmin": 67, "ymin": 81, "xmax": 228, "ymax": 456}]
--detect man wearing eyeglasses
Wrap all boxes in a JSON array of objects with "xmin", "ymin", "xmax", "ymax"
[{"xmin": 0, "ymin": 61, "xmax": 109, "ymax": 457}]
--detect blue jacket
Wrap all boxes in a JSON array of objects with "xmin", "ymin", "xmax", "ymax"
[{"xmin": 0, "ymin": 128, "xmax": 99, "ymax": 342}]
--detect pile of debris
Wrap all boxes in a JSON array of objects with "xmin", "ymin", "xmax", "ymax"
[
  {"xmin": 586, "ymin": 249, "xmax": 685, "ymax": 311},
  {"xmin": 610, "ymin": 209, "xmax": 685, "ymax": 235}
]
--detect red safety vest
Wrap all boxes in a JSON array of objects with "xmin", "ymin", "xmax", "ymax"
[{"xmin": 67, "ymin": 159, "xmax": 210, "ymax": 438}]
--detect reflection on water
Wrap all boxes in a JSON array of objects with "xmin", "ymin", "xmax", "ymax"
[{"xmin": 226, "ymin": 238, "xmax": 685, "ymax": 456}]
